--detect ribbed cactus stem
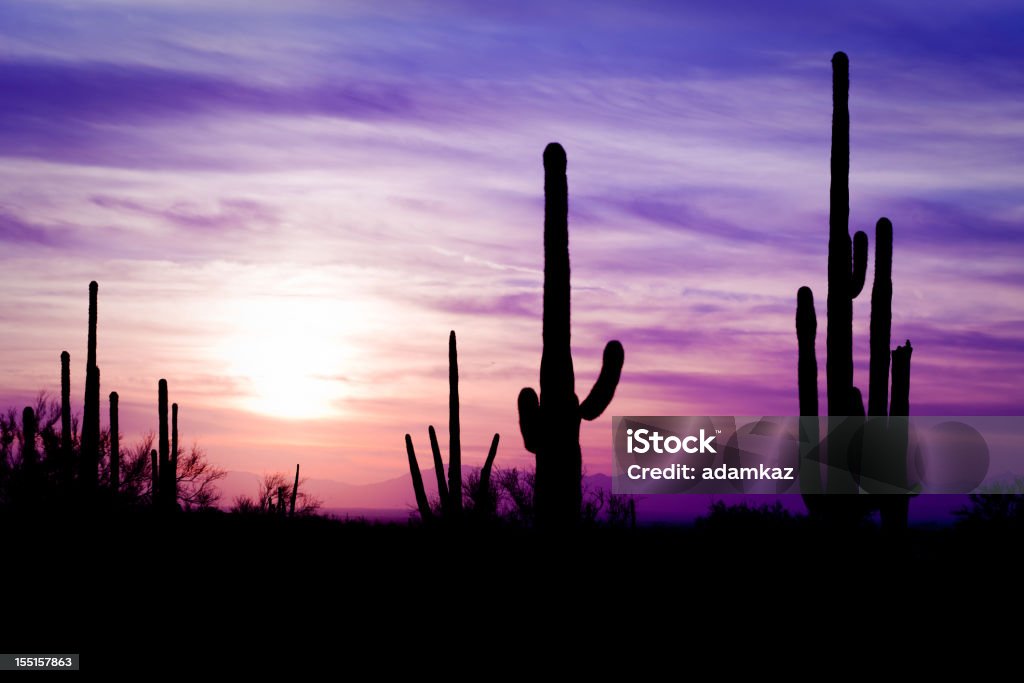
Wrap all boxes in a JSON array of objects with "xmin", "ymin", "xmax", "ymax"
[
  {"xmin": 109, "ymin": 391, "xmax": 119, "ymax": 492},
  {"xmin": 448, "ymin": 330, "xmax": 462, "ymax": 515},
  {"xmin": 869, "ymin": 218, "xmax": 893, "ymax": 416},
  {"xmin": 158, "ymin": 379, "xmax": 170, "ymax": 510},
  {"xmin": 22, "ymin": 406, "xmax": 37, "ymax": 467},
  {"xmin": 171, "ymin": 402, "xmax": 179, "ymax": 505},
  {"xmin": 60, "ymin": 351, "xmax": 72, "ymax": 482},
  {"xmin": 290, "ymin": 463, "xmax": 299, "ymax": 517}
]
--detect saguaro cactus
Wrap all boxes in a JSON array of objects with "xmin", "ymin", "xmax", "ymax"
[
  {"xmin": 517, "ymin": 143, "xmax": 624, "ymax": 528},
  {"xmin": 158, "ymin": 379, "xmax": 172, "ymax": 510},
  {"xmin": 22, "ymin": 406, "xmax": 37, "ymax": 468},
  {"xmin": 150, "ymin": 449, "xmax": 159, "ymax": 503},
  {"xmin": 796, "ymin": 53, "xmax": 914, "ymax": 527},
  {"xmin": 290, "ymin": 463, "xmax": 299, "ymax": 517},
  {"xmin": 81, "ymin": 281, "xmax": 100, "ymax": 490},
  {"xmin": 60, "ymin": 351, "xmax": 72, "ymax": 483},
  {"xmin": 109, "ymin": 391, "xmax": 120, "ymax": 493},
  {"xmin": 405, "ymin": 331, "xmax": 500, "ymax": 521},
  {"xmin": 171, "ymin": 402, "xmax": 179, "ymax": 502}
]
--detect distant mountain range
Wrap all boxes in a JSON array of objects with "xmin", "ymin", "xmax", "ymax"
[{"xmin": 217, "ymin": 469, "xmax": 970, "ymax": 524}]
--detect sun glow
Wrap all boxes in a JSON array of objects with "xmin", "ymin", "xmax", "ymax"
[{"xmin": 217, "ymin": 297, "xmax": 353, "ymax": 420}]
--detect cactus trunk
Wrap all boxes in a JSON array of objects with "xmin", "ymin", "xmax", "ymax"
[
  {"xmin": 290, "ymin": 463, "xmax": 299, "ymax": 517},
  {"xmin": 158, "ymin": 379, "xmax": 170, "ymax": 510},
  {"xmin": 171, "ymin": 402, "xmax": 179, "ymax": 505},
  {"xmin": 519, "ymin": 143, "xmax": 624, "ymax": 528},
  {"xmin": 109, "ymin": 391, "xmax": 119, "ymax": 493},
  {"xmin": 60, "ymin": 351, "xmax": 72, "ymax": 484},
  {"xmin": 22, "ymin": 406, "xmax": 37, "ymax": 468},
  {"xmin": 151, "ymin": 449, "xmax": 159, "ymax": 504},
  {"xmin": 81, "ymin": 281, "xmax": 100, "ymax": 491},
  {"xmin": 447, "ymin": 331, "xmax": 462, "ymax": 516}
]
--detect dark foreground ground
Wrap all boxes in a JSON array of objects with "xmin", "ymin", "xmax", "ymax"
[{"xmin": 2, "ymin": 507, "xmax": 1019, "ymax": 670}]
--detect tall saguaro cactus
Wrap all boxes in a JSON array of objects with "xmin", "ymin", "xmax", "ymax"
[
  {"xmin": 405, "ymin": 331, "xmax": 500, "ymax": 521},
  {"xmin": 796, "ymin": 53, "xmax": 914, "ymax": 527},
  {"xmin": 517, "ymin": 143, "xmax": 624, "ymax": 528},
  {"xmin": 60, "ymin": 350, "xmax": 72, "ymax": 484},
  {"xmin": 109, "ymin": 391, "xmax": 120, "ymax": 493},
  {"xmin": 80, "ymin": 281, "xmax": 100, "ymax": 490},
  {"xmin": 158, "ymin": 379, "xmax": 172, "ymax": 510}
]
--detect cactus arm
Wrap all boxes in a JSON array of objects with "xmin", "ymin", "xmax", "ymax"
[
  {"xmin": 517, "ymin": 388, "xmax": 539, "ymax": 454},
  {"xmin": 480, "ymin": 433, "xmax": 500, "ymax": 494},
  {"xmin": 405, "ymin": 434, "xmax": 432, "ymax": 521},
  {"xmin": 579, "ymin": 340, "xmax": 625, "ymax": 421},
  {"xmin": 851, "ymin": 230, "xmax": 868, "ymax": 298},
  {"xmin": 427, "ymin": 425, "xmax": 449, "ymax": 511}
]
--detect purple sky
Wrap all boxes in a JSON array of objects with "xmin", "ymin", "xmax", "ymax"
[{"xmin": 1, "ymin": 0, "xmax": 1022, "ymax": 486}]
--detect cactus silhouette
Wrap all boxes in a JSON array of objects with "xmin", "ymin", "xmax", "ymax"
[
  {"xmin": 405, "ymin": 331, "xmax": 499, "ymax": 521},
  {"xmin": 80, "ymin": 281, "xmax": 100, "ymax": 491},
  {"xmin": 60, "ymin": 350, "xmax": 72, "ymax": 484},
  {"xmin": 150, "ymin": 449, "xmax": 159, "ymax": 503},
  {"xmin": 109, "ymin": 391, "xmax": 119, "ymax": 493},
  {"xmin": 171, "ymin": 402, "xmax": 179, "ymax": 493},
  {"xmin": 517, "ymin": 143, "xmax": 624, "ymax": 528},
  {"xmin": 797, "ymin": 53, "xmax": 914, "ymax": 527},
  {"xmin": 157, "ymin": 379, "xmax": 177, "ymax": 510},
  {"xmin": 22, "ymin": 406, "xmax": 37, "ymax": 468},
  {"xmin": 290, "ymin": 463, "xmax": 299, "ymax": 517}
]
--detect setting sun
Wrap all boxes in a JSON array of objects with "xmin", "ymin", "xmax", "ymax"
[{"xmin": 217, "ymin": 297, "xmax": 351, "ymax": 420}]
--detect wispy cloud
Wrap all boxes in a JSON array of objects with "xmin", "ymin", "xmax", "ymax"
[{"xmin": 0, "ymin": 0, "xmax": 1021, "ymax": 486}]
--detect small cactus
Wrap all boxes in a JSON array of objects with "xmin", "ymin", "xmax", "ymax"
[{"xmin": 405, "ymin": 331, "xmax": 499, "ymax": 521}]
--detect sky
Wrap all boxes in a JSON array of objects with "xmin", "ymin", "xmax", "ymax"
[{"xmin": 1, "ymin": 0, "xmax": 1022, "ymax": 487}]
